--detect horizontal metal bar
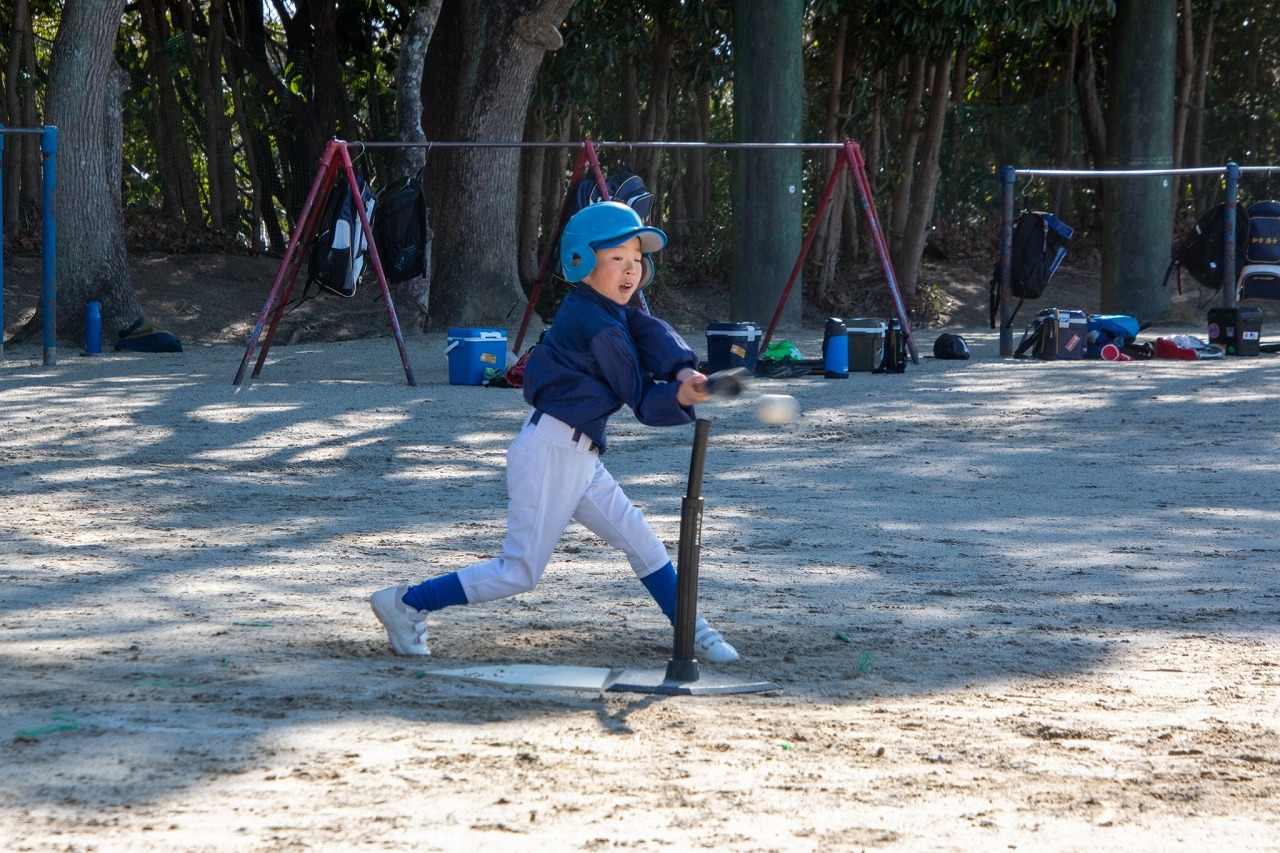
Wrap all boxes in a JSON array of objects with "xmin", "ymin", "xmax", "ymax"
[
  {"xmin": 0, "ymin": 127, "xmax": 49, "ymax": 136},
  {"xmin": 348, "ymin": 139, "xmax": 846, "ymax": 151},
  {"xmin": 1011, "ymin": 165, "xmax": 1271, "ymax": 178}
]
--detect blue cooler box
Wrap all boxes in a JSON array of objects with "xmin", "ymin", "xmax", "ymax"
[
  {"xmin": 446, "ymin": 328, "xmax": 507, "ymax": 385},
  {"xmin": 706, "ymin": 322, "xmax": 762, "ymax": 372}
]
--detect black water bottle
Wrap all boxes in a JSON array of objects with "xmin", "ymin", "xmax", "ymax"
[{"xmin": 878, "ymin": 317, "xmax": 906, "ymax": 373}]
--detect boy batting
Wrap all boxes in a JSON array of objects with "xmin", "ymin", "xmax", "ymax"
[{"xmin": 372, "ymin": 201, "xmax": 739, "ymax": 664}]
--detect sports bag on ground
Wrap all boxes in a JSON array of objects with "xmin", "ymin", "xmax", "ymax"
[
  {"xmin": 1015, "ymin": 308, "xmax": 1087, "ymax": 360},
  {"xmin": 933, "ymin": 332, "xmax": 970, "ymax": 360},
  {"xmin": 308, "ymin": 174, "xmax": 375, "ymax": 298},
  {"xmin": 1085, "ymin": 314, "xmax": 1141, "ymax": 359}
]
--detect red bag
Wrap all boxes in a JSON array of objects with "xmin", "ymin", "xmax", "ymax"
[{"xmin": 501, "ymin": 348, "xmax": 532, "ymax": 388}]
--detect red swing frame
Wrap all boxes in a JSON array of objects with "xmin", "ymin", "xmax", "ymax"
[
  {"xmin": 512, "ymin": 137, "xmax": 647, "ymax": 355},
  {"xmin": 761, "ymin": 139, "xmax": 919, "ymax": 364},
  {"xmin": 234, "ymin": 139, "xmax": 417, "ymax": 386}
]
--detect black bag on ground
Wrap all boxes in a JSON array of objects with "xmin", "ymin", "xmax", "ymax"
[
  {"xmin": 308, "ymin": 174, "xmax": 375, "ymax": 298},
  {"xmin": 372, "ymin": 168, "xmax": 430, "ymax": 284},
  {"xmin": 1014, "ymin": 309, "xmax": 1059, "ymax": 359},
  {"xmin": 933, "ymin": 332, "xmax": 970, "ymax": 360},
  {"xmin": 874, "ymin": 317, "xmax": 908, "ymax": 373},
  {"xmin": 989, "ymin": 210, "xmax": 1073, "ymax": 328},
  {"xmin": 1015, "ymin": 308, "xmax": 1087, "ymax": 360},
  {"xmin": 1162, "ymin": 202, "xmax": 1250, "ymax": 294}
]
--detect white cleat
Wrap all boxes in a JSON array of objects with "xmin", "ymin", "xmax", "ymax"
[
  {"xmin": 694, "ymin": 617, "xmax": 739, "ymax": 663},
  {"xmin": 370, "ymin": 586, "xmax": 430, "ymax": 656}
]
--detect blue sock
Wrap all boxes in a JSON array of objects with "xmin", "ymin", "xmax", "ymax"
[
  {"xmin": 640, "ymin": 561, "xmax": 678, "ymax": 624},
  {"xmin": 402, "ymin": 573, "xmax": 468, "ymax": 612}
]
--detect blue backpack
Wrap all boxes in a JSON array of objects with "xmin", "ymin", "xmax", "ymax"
[{"xmin": 1086, "ymin": 314, "xmax": 1141, "ymax": 358}]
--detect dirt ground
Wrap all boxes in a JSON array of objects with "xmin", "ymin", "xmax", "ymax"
[{"xmin": 1, "ymin": 251, "xmax": 1278, "ymax": 851}]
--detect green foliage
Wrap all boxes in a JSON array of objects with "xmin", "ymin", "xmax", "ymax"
[{"xmin": 6, "ymin": 0, "xmax": 1280, "ymax": 270}]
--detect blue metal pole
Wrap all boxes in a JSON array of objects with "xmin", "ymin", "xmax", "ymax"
[
  {"xmin": 41, "ymin": 126, "xmax": 57, "ymax": 366},
  {"xmin": 998, "ymin": 165, "xmax": 1017, "ymax": 356},
  {"xmin": 1223, "ymin": 161, "xmax": 1239, "ymax": 309}
]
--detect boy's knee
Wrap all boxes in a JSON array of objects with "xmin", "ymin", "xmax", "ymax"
[{"xmin": 460, "ymin": 557, "xmax": 544, "ymax": 603}]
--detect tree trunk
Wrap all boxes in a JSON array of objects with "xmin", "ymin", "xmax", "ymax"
[
  {"xmin": 1101, "ymin": 0, "xmax": 1175, "ymax": 320},
  {"xmin": 1172, "ymin": 0, "xmax": 1194, "ymax": 171},
  {"xmin": 385, "ymin": 0, "xmax": 443, "ymax": 330},
  {"xmin": 3, "ymin": 0, "xmax": 41, "ymax": 235},
  {"xmin": 1189, "ymin": 3, "xmax": 1215, "ymax": 205},
  {"xmin": 139, "ymin": 0, "xmax": 203, "ymax": 224},
  {"xmin": 1052, "ymin": 25, "xmax": 1079, "ymax": 216},
  {"xmin": 691, "ymin": 80, "xmax": 711, "ymax": 226},
  {"xmin": 391, "ymin": 0, "xmax": 442, "ymax": 181},
  {"xmin": 306, "ymin": 0, "xmax": 355, "ymax": 143},
  {"xmin": 814, "ymin": 12, "xmax": 850, "ymax": 298},
  {"xmin": 888, "ymin": 54, "xmax": 927, "ymax": 259},
  {"xmin": 639, "ymin": 21, "xmax": 676, "ymax": 207},
  {"xmin": 228, "ymin": 75, "xmax": 265, "ymax": 253},
  {"xmin": 424, "ymin": 0, "xmax": 575, "ymax": 329},
  {"xmin": 44, "ymin": 0, "xmax": 143, "ymax": 343},
  {"xmin": 1245, "ymin": 15, "xmax": 1262, "ymax": 160},
  {"xmin": 731, "ymin": 0, "xmax": 803, "ymax": 329},
  {"xmin": 893, "ymin": 54, "xmax": 952, "ymax": 310},
  {"xmin": 541, "ymin": 113, "xmax": 573, "ymax": 244},
  {"xmin": 176, "ymin": 0, "xmax": 238, "ymax": 232},
  {"xmin": 1075, "ymin": 26, "xmax": 1107, "ymax": 168},
  {"xmin": 620, "ymin": 54, "xmax": 641, "ymax": 141},
  {"xmin": 223, "ymin": 0, "xmax": 318, "ymax": 224},
  {"xmin": 519, "ymin": 106, "xmax": 548, "ymax": 285},
  {"xmin": 860, "ymin": 70, "xmax": 886, "ymax": 259}
]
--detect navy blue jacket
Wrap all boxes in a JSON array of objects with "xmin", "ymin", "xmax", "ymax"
[{"xmin": 522, "ymin": 286, "xmax": 698, "ymax": 453}]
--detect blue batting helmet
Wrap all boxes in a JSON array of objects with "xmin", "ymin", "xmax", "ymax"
[{"xmin": 561, "ymin": 201, "xmax": 667, "ymax": 288}]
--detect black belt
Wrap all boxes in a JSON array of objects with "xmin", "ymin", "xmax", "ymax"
[{"xmin": 530, "ymin": 410, "xmax": 598, "ymax": 452}]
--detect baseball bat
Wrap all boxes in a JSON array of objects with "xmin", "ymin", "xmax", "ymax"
[{"xmin": 700, "ymin": 366, "xmax": 750, "ymax": 398}]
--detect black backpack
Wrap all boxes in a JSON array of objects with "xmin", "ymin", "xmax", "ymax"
[
  {"xmin": 988, "ymin": 210, "xmax": 1073, "ymax": 328},
  {"xmin": 1244, "ymin": 199, "xmax": 1280, "ymax": 263},
  {"xmin": 1014, "ymin": 309, "xmax": 1060, "ymax": 359},
  {"xmin": 1162, "ymin": 202, "xmax": 1250, "ymax": 294},
  {"xmin": 372, "ymin": 168, "xmax": 431, "ymax": 284},
  {"xmin": 571, "ymin": 164, "xmax": 655, "ymax": 221},
  {"xmin": 308, "ymin": 174, "xmax": 375, "ymax": 298},
  {"xmin": 874, "ymin": 317, "xmax": 908, "ymax": 374}
]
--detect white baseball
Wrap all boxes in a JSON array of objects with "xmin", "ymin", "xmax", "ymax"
[{"xmin": 756, "ymin": 393, "xmax": 799, "ymax": 424}]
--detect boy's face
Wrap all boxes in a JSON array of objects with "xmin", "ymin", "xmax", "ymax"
[{"xmin": 583, "ymin": 236, "xmax": 644, "ymax": 305}]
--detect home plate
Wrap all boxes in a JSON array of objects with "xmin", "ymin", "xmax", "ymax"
[{"xmin": 430, "ymin": 664, "xmax": 624, "ymax": 692}]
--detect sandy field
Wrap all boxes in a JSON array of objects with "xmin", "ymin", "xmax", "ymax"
[{"xmin": 2, "ymin": 316, "xmax": 1279, "ymax": 852}]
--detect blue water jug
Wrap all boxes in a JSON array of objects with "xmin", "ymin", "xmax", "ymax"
[
  {"xmin": 822, "ymin": 317, "xmax": 848, "ymax": 378},
  {"xmin": 84, "ymin": 301, "xmax": 102, "ymax": 355}
]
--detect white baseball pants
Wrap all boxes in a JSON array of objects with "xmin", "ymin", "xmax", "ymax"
[{"xmin": 455, "ymin": 409, "xmax": 671, "ymax": 604}]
